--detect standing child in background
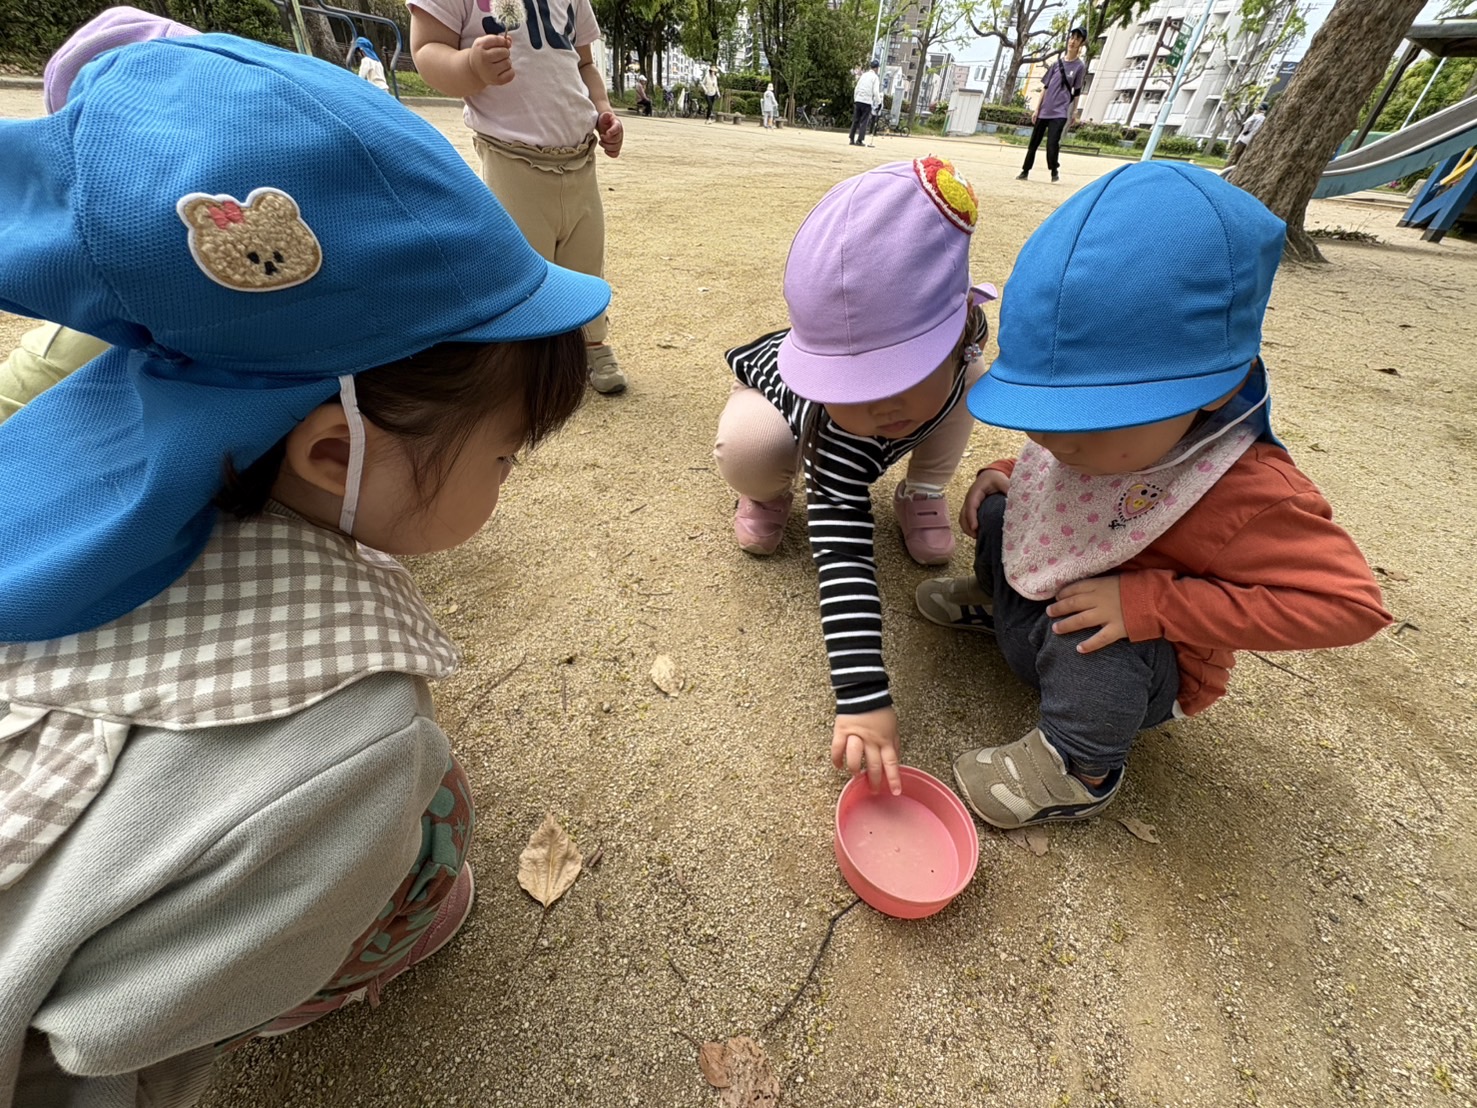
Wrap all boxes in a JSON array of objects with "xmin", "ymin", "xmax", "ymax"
[
  {"xmin": 715, "ymin": 158, "xmax": 996, "ymax": 797},
  {"xmin": 0, "ymin": 18, "xmax": 607, "ymax": 1103},
  {"xmin": 1016, "ymin": 26, "xmax": 1086, "ymax": 183},
  {"xmin": 762, "ymin": 82, "xmax": 778, "ymax": 129},
  {"xmin": 353, "ymin": 35, "xmax": 390, "ymax": 91},
  {"xmin": 916, "ymin": 162, "xmax": 1390, "ymax": 829},
  {"xmin": 408, "ymin": 0, "xmax": 630, "ymax": 394}
]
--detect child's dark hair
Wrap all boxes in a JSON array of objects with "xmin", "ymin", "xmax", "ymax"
[{"xmin": 216, "ymin": 330, "xmax": 588, "ymax": 518}]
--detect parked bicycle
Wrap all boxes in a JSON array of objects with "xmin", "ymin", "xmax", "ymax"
[
  {"xmin": 871, "ymin": 114, "xmax": 910, "ymax": 138},
  {"xmin": 797, "ymin": 105, "xmax": 833, "ymax": 130}
]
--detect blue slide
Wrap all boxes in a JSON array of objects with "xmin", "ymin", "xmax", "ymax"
[{"xmin": 1311, "ymin": 94, "xmax": 1477, "ymax": 198}]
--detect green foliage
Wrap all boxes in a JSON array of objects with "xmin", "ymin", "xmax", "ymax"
[
  {"xmin": 1132, "ymin": 132, "xmax": 1200, "ymax": 156},
  {"xmin": 728, "ymin": 91, "xmax": 761, "ymax": 113},
  {"xmin": 1366, "ymin": 56, "xmax": 1477, "ymax": 131},
  {"xmin": 1070, "ymin": 123, "xmax": 1127, "ymax": 146},
  {"xmin": 0, "ymin": 0, "xmax": 291, "ymax": 69},
  {"xmin": 978, "ymin": 103, "xmax": 1033, "ymax": 125},
  {"xmin": 719, "ymin": 70, "xmax": 769, "ymax": 91}
]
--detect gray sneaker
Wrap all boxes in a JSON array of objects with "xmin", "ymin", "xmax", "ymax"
[
  {"xmin": 915, "ymin": 575, "xmax": 994, "ymax": 633},
  {"xmin": 952, "ymin": 728, "xmax": 1121, "ymax": 829},
  {"xmin": 586, "ymin": 343, "xmax": 627, "ymax": 394}
]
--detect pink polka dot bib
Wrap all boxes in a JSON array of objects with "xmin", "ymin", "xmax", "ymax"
[{"xmin": 1002, "ymin": 403, "xmax": 1264, "ymax": 600}]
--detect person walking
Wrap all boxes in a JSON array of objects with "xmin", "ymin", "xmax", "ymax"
[
  {"xmin": 1226, "ymin": 102, "xmax": 1268, "ymax": 166},
  {"xmin": 352, "ymin": 36, "xmax": 390, "ymax": 91},
  {"xmin": 1017, "ymin": 27, "xmax": 1086, "ymax": 183},
  {"xmin": 701, "ymin": 65, "xmax": 719, "ymax": 123},
  {"xmin": 849, "ymin": 59, "xmax": 882, "ymax": 146}
]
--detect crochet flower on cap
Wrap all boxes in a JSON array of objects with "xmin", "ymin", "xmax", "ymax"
[{"xmin": 913, "ymin": 155, "xmax": 977, "ymax": 233}]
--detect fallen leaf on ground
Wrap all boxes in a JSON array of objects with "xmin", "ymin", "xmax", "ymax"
[
  {"xmin": 651, "ymin": 654, "xmax": 685, "ymax": 697},
  {"xmin": 705, "ymin": 1037, "xmax": 779, "ymax": 1106},
  {"xmin": 1373, "ymin": 566, "xmax": 1410, "ymax": 582},
  {"xmin": 1117, "ymin": 817, "xmax": 1162, "ymax": 844},
  {"xmin": 1005, "ymin": 827, "xmax": 1049, "ymax": 856},
  {"xmin": 1374, "ymin": 366, "xmax": 1401, "ymax": 376},
  {"xmin": 697, "ymin": 1042, "xmax": 730, "ymax": 1088},
  {"xmin": 517, "ymin": 815, "xmax": 582, "ymax": 908}
]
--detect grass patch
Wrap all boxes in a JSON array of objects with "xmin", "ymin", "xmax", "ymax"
[
  {"xmin": 1308, "ymin": 226, "xmax": 1382, "ymax": 244},
  {"xmin": 395, "ymin": 71, "xmax": 449, "ymax": 98}
]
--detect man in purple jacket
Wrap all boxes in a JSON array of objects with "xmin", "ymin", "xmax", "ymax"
[{"xmin": 1017, "ymin": 27, "xmax": 1086, "ymax": 184}]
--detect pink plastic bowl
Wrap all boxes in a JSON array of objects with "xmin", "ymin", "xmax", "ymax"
[{"xmin": 834, "ymin": 765, "xmax": 980, "ymax": 919}]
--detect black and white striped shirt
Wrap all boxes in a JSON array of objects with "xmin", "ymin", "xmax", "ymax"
[{"xmin": 726, "ymin": 327, "xmax": 974, "ymax": 715}]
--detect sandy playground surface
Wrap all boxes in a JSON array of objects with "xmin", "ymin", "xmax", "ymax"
[{"xmin": 1, "ymin": 87, "xmax": 1475, "ymax": 1107}]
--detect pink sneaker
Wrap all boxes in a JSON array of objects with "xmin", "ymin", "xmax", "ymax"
[
  {"xmin": 255, "ymin": 862, "xmax": 476, "ymax": 1038},
  {"xmin": 895, "ymin": 482, "xmax": 955, "ymax": 565},
  {"xmin": 734, "ymin": 491, "xmax": 793, "ymax": 555}
]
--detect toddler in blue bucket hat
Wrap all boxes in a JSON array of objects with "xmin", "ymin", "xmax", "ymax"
[
  {"xmin": 916, "ymin": 163, "xmax": 1391, "ymax": 829},
  {"xmin": 0, "ymin": 13, "xmax": 606, "ymax": 1100},
  {"xmin": 715, "ymin": 157, "xmax": 998, "ymax": 797}
]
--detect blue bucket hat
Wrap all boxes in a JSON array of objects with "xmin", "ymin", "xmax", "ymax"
[
  {"xmin": 968, "ymin": 162, "xmax": 1284, "ymax": 434},
  {"xmin": 0, "ymin": 32, "xmax": 609, "ymax": 642},
  {"xmin": 354, "ymin": 36, "xmax": 380, "ymax": 62}
]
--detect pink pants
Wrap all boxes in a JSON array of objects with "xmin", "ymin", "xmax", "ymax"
[{"xmin": 713, "ymin": 362, "xmax": 986, "ymax": 501}]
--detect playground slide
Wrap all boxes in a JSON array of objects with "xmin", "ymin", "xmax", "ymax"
[{"xmin": 1312, "ymin": 94, "xmax": 1477, "ymax": 199}]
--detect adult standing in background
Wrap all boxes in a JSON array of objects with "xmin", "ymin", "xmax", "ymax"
[
  {"xmin": 1226, "ymin": 102, "xmax": 1269, "ymax": 166},
  {"xmin": 850, "ymin": 59, "xmax": 881, "ymax": 146},
  {"xmin": 701, "ymin": 65, "xmax": 719, "ymax": 123},
  {"xmin": 1016, "ymin": 27, "xmax": 1086, "ymax": 183}
]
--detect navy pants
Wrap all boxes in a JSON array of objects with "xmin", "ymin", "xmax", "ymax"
[{"xmin": 975, "ymin": 494, "xmax": 1179, "ymax": 777}]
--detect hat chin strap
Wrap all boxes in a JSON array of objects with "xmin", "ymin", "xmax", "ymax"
[{"xmin": 338, "ymin": 375, "xmax": 367, "ymax": 537}]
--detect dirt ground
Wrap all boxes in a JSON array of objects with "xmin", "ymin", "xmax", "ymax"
[{"xmin": 3, "ymin": 86, "xmax": 1475, "ymax": 1107}]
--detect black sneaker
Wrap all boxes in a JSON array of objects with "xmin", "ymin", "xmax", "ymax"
[
  {"xmin": 1051, "ymin": 171, "xmax": 1060, "ymax": 182},
  {"xmin": 1015, "ymin": 171, "xmax": 1028, "ymax": 180}
]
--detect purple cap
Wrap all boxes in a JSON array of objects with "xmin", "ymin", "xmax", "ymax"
[
  {"xmin": 778, "ymin": 157, "xmax": 983, "ymax": 404},
  {"xmin": 44, "ymin": 6, "xmax": 201, "ymax": 113}
]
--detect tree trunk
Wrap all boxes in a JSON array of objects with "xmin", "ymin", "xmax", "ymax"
[{"xmin": 1233, "ymin": 0, "xmax": 1425, "ymax": 263}]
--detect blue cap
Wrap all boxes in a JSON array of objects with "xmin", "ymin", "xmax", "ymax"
[
  {"xmin": 354, "ymin": 36, "xmax": 380, "ymax": 61},
  {"xmin": 0, "ymin": 32, "xmax": 609, "ymax": 642},
  {"xmin": 968, "ymin": 162, "xmax": 1284, "ymax": 433}
]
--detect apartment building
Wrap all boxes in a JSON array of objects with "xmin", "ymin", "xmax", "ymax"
[{"xmin": 1079, "ymin": 0, "xmax": 1295, "ymax": 139}]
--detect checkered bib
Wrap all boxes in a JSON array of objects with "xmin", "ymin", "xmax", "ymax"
[{"xmin": 0, "ymin": 508, "xmax": 459, "ymax": 889}]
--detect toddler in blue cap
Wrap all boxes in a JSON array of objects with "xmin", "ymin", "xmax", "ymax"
[
  {"xmin": 915, "ymin": 163, "xmax": 1391, "ymax": 830},
  {"xmin": 0, "ymin": 14, "xmax": 606, "ymax": 1101}
]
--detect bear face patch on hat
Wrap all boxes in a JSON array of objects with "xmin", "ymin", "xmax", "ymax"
[{"xmin": 178, "ymin": 188, "xmax": 323, "ymax": 292}]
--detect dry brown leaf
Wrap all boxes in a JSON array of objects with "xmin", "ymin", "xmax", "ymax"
[
  {"xmin": 697, "ymin": 1042, "xmax": 731, "ymax": 1089},
  {"xmin": 1117, "ymin": 816, "xmax": 1162, "ymax": 844},
  {"xmin": 650, "ymin": 654, "xmax": 684, "ymax": 697},
  {"xmin": 517, "ymin": 814, "xmax": 582, "ymax": 908},
  {"xmin": 717, "ymin": 1037, "xmax": 780, "ymax": 1107},
  {"xmin": 1005, "ymin": 827, "xmax": 1049, "ymax": 856}
]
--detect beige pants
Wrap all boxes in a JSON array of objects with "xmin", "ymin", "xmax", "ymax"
[
  {"xmin": 0, "ymin": 322, "xmax": 109, "ymax": 426},
  {"xmin": 474, "ymin": 133, "xmax": 609, "ymax": 344},
  {"xmin": 713, "ymin": 359, "xmax": 986, "ymax": 501}
]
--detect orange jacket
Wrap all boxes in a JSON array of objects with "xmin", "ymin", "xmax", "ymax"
[{"xmin": 988, "ymin": 443, "xmax": 1392, "ymax": 715}]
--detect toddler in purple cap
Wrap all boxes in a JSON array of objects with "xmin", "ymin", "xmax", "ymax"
[
  {"xmin": 715, "ymin": 157, "xmax": 996, "ymax": 796},
  {"xmin": 916, "ymin": 163, "xmax": 1390, "ymax": 829}
]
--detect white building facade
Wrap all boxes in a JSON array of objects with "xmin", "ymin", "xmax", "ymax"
[{"xmin": 1079, "ymin": 0, "xmax": 1296, "ymax": 139}]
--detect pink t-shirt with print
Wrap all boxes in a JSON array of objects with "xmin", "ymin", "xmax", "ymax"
[{"xmin": 407, "ymin": 0, "xmax": 601, "ymax": 148}]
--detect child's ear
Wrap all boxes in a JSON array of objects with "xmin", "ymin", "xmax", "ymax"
[{"xmin": 282, "ymin": 402, "xmax": 352, "ymax": 497}]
